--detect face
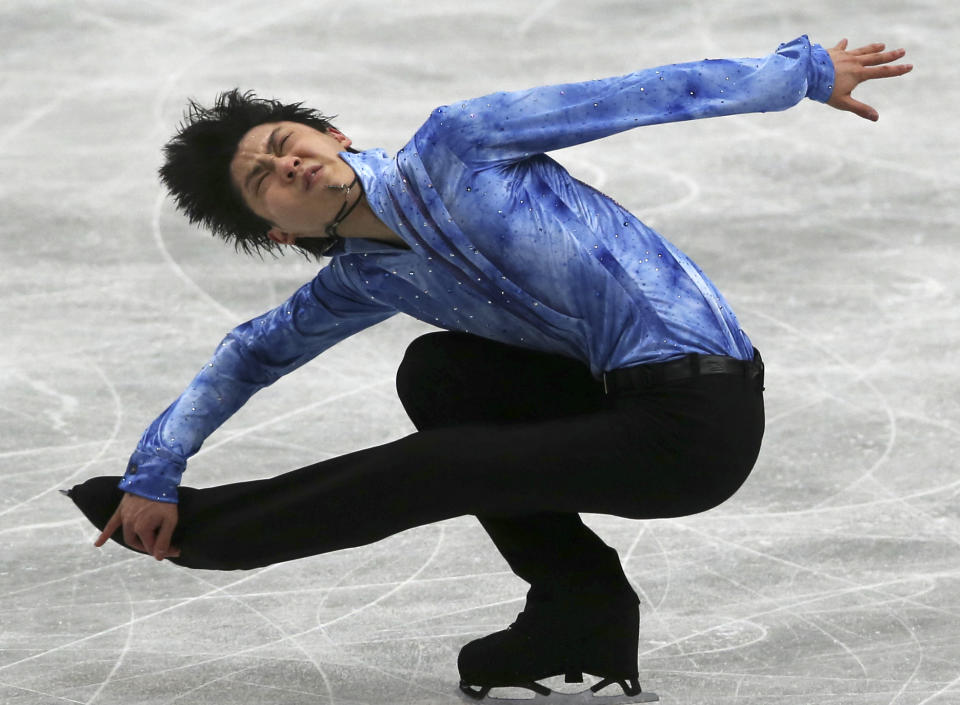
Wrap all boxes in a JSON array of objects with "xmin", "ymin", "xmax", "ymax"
[{"xmin": 229, "ymin": 121, "xmax": 355, "ymax": 243}]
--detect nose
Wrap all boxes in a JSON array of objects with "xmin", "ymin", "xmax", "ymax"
[{"xmin": 275, "ymin": 154, "xmax": 301, "ymax": 182}]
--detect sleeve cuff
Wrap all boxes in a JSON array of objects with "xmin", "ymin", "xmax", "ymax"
[
  {"xmin": 807, "ymin": 42, "xmax": 835, "ymax": 103},
  {"xmin": 117, "ymin": 447, "xmax": 185, "ymax": 504}
]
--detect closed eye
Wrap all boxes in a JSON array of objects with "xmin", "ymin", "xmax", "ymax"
[{"xmin": 251, "ymin": 130, "xmax": 293, "ymax": 196}]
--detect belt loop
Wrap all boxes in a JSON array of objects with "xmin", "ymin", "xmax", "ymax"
[{"xmin": 690, "ymin": 354, "xmax": 700, "ymax": 377}]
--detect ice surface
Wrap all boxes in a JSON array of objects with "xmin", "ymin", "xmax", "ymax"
[{"xmin": 1, "ymin": 1, "xmax": 957, "ymax": 704}]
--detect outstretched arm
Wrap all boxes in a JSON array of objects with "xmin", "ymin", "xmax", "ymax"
[
  {"xmin": 422, "ymin": 36, "xmax": 911, "ymax": 167},
  {"xmin": 423, "ymin": 35, "xmax": 835, "ymax": 165},
  {"xmin": 825, "ymin": 39, "xmax": 912, "ymax": 121},
  {"xmin": 94, "ymin": 264, "xmax": 396, "ymax": 560}
]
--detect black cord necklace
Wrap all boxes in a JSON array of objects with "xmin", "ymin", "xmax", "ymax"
[{"xmin": 324, "ymin": 175, "xmax": 362, "ymax": 239}]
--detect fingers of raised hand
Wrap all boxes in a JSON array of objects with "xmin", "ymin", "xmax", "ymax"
[
  {"xmin": 847, "ymin": 41, "xmax": 885, "ymax": 56},
  {"xmin": 861, "ymin": 61, "xmax": 914, "ymax": 80},
  {"xmin": 852, "ymin": 48, "xmax": 912, "ymax": 86},
  {"xmin": 858, "ymin": 47, "xmax": 907, "ymax": 67},
  {"xmin": 838, "ymin": 96, "xmax": 879, "ymax": 122}
]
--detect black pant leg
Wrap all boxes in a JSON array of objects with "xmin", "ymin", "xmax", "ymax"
[
  {"xmin": 395, "ymin": 332, "xmax": 635, "ymax": 601},
  {"xmin": 71, "ymin": 335, "xmax": 763, "ymax": 571}
]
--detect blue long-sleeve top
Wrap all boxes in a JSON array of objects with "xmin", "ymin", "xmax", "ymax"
[{"xmin": 119, "ymin": 36, "xmax": 834, "ymax": 503}]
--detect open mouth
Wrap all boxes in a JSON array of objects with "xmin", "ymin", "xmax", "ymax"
[{"xmin": 305, "ymin": 165, "xmax": 323, "ymax": 191}]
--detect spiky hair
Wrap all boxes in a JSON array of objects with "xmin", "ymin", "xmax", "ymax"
[{"xmin": 159, "ymin": 88, "xmax": 352, "ymax": 259}]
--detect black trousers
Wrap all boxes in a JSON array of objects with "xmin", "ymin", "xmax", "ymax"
[{"xmin": 75, "ymin": 332, "xmax": 765, "ymax": 588}]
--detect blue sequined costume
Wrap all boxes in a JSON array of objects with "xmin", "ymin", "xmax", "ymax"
[{"xmin": 120, "ymin": 36, "xmax": 833, "ymax": 503}]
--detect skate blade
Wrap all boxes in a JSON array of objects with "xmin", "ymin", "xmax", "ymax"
[{"xmin": 457, "ymin": 685, "xmax": 658, "ymax": 704}]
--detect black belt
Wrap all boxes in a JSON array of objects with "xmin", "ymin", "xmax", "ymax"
[{"xmin": 602, "ymin": 348, "xmax": 764, "ymax": 395}]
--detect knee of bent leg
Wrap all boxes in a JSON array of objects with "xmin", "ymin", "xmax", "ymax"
[
  {"xmin": 634, "ymin": 459, "xmax": 754, "ymax": 519},
  {"xmin": 396, "ymin": 332, "xmax": 456, "ymax": 400},
  {"xmin": 396, "ymin": 332, "xmax": 484, "ymax": 424},
  {"xmin": 688, "ymin": 461, "xmax": 755, "ymax": 515}
]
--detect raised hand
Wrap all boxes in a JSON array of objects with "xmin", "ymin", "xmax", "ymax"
[{"xmin": 826, "ymin": 39, "xmax": 913, "ymax": 121}]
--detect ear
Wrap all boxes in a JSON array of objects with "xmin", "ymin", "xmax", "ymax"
[
  {"xmin": 325, "ymin": 127, "xmax": 353, "ymax": 150},
  {"xmin": 267, "ymin": 228, "xmax": 298, "ymax": 246}
]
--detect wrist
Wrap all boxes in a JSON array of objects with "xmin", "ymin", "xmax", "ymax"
[
  {"xmin": 118, "ymin": 448, "xmax": 185, "ymax": 503},
  {"xmin": 807, "ymin": 42, "xmax": 836, "ymax": 103}
]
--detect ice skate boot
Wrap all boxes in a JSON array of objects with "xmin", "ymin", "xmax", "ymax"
[{"xmin": 457, "ymin": 596, "xmax": 657, "ymax": 703}]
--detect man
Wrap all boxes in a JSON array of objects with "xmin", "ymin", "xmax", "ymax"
[{"xmin": 68, "ymin": 36, "xmax": 910, "ymax": 701}]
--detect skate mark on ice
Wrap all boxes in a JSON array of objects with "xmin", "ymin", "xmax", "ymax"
[
  {"xmin": 635, "ymin": 525, "xmax": 699, "ymax": 669},
  {"xmin": 228, "ymin": 676, "xmax": 367, "ymax": 705},
  {"xmin": 726, "ymin": 307, "xmax": 960, "ymax": 601},
  {"xmin": 0, "ymin": 556, "xmax": 141, "ymax": 602},
  {"xmin": 159, "ymin": 664, "xmax": 269, "ymax": 705},
  {"xmin": 674, "ymin": 519, "xmax": 960, "ymax": 619},
  {"xmin": 634, "ymin": 166, "xmax": 701, "ymax": 217},
  {"xmin": 83, "ymin": 576, "xmax": 135, "ymax": 705},
  {"xmin": 303, "ymin": 526, "xmax": 452, "ymax": 699},
  {"xmin": 622, "ymin": 524, "xmax": 684, "ymax": 662},
  {"xmin": 0, "ymin": 680, "xmax": 83, "ymax": 705},
  {"xmin": 698, "ymin": 563, "xmax": 867, "ymax": 675},
  {"xmin": 174, "ymin": 569, "xmax": 338, "ymax": 705},
  {"xmin": 717, "ymin": 475, "xmax": 960, "ymax": 520},
  {"xmin": 742, "ymin": 306, "xmax": 899, "ymax": 511},
  {"xmin": 0, "ymin": 562, "xmax": 284, "ymax": 675},
  {"xmin": 2, "ymin": 449, "xmax": 126, "ymax": 481},
  {"xmin": 916, "ymin": 665, "xmax": 960, "ymax": 705},
  {"xmin": 380, "ymin": 591, "xmax": 521, "ymax": 635},
  {"xmin": 645, "ymin": 526, "xmax": 673, "ymax": 612},
  {"xmin": 0, "ymin": 360, "xmax": 123, "ymax": 519},
  {"xmin": 888, "ymin": 660, "xmax": 924, "ymax": 705},
  {"xmin": 514, "ymin": 0, "xmax": 559, "ymax": 38},
  {"xmin": 149, "ymin": 190, "xmax": 238, "ymax": 323},
  {"xmin": 882, "ymin": 611, "xmax": 925, "ymax": 705},
  {"xmin": 641, "ymin": 524, "xmax": 946, "ymax": 661},
  {"xmin": 283, "ymin": 534, "xmax": 462, "ymax": 699}
]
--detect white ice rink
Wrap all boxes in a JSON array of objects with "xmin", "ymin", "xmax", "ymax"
[{"xmin": 2, "ymin": 1, "xmax": 958, "ymax": 703}]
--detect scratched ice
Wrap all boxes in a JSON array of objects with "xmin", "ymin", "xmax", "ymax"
[{"xmin": 2, "ymin": 1, "xmax": 957, "ymax": 704}]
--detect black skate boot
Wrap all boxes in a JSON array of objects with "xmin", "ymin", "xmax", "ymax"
[{"xmin": 457, "ymin": 594, "xmax": 657, "ymax": 703}]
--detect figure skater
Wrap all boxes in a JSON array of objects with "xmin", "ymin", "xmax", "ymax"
[{"xmin": 66, "ymin": 36, "xmax": 911, "ymax": 701}]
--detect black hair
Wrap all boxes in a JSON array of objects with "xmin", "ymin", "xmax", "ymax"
[{"xmin": 159, "ymin": 88, "xmax": 356, "ymax": 259}]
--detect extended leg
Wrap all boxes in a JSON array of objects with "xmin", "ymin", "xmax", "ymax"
[{"xmin": 69, "ymin": 335, "xmax": 762, "ymax": 571}]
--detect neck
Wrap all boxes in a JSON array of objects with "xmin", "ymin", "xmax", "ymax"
[{"xmin": 336, "ymin": 195, "xmax": 405, "ymax": 245}]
